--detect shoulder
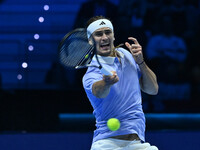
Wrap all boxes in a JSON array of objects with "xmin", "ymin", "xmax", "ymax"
[
  {"xmin": 116, "ymin": 47, "xmax": 134, "ymax": 61},
  {"xmin": 116, "ymin": 47, "xmax": 131, "ymax": 56},
  {"xmin": 116, "ymin": 47, "xmax": 138, "ymax": 66}
]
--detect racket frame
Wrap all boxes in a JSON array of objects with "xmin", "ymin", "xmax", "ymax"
[{"xmin": 59, "ymin": 28, "xmax": 112, "ymax": 76}]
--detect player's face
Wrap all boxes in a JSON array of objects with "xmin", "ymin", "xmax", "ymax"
[{"xmin": 92, "ymin": 27, "xmax": 115, "ymax": 57}]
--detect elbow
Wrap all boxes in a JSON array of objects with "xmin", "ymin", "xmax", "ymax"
[
  {"xmin": 143, "ymin": 84, "xmax": 159, "ymax": 95},
  {"xmin": 151, "ymin": 90, "xmax": 158, "ymax": 95},
  {"xmin": 150, "ymin": 84, "xmax": 159, "ymax": 95},
  {"xmin": 92, "ymin": 87, "xmax": 110, "ymax": 98},
  {"xmin": 93, "ymin": 92, "xmax": 108, "ymax": 98}
]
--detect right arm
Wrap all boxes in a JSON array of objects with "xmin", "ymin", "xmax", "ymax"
[{"xmin": 92, "ymin": 71, "xmax": 119, "ymax": 98}]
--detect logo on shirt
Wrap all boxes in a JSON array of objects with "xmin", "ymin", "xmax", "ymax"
[{"xmin": 99, "ymin": 21, "xmax": 106, "ymax": 25}]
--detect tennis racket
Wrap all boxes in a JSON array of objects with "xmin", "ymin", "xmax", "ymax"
[{"xmin": 59, "ymin": 28, "xmax": 112, "ymax": 76}]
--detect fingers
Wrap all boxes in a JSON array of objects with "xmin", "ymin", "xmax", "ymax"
[
  {"xmin": 125, "ymin": 37, "xmax": 142, "ymax": 51},
  {"xmin": 125, "ymin": 42, "xmax": 131, "ymax": 49},
  {"xmin": 103, "ymin": 71, "xmax": 119, "ymax": 85},
  {"xmin": 125, "ymin": 42, "xmax": 142, "ymax": 54},
  {"xmin": 128, "ymin": 37, "xmax": 139, "ymax": 45},
  {"xmin": 125, "ymin": 37, "xmax": 144, "ymax": 63}
]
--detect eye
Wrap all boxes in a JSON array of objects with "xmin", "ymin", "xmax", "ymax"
[
  {"xmin": 94, "ymin": 31, "xmax": 103, "ymax": 37},
  {"xmin": 105, "ymin": 30, "xmax": 112, "ymax": 35}
]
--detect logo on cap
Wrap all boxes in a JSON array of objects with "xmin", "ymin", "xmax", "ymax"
[{"xmin": 99, "ymin": 21, "xmax": 106, "ymax": 25}]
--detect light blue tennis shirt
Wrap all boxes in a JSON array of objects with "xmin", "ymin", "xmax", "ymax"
[{"xmin": 82, "ymin": 48, "xmax": 145, "ymax": 143}]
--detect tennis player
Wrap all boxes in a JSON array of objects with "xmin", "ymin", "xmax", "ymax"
[{"xmin": 82, "ymin": 16, "xmax": 159, "ymax": 150}]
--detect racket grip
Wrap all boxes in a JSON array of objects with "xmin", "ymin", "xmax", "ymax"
[{"xmin": 100, "ymin": 67, "xmax": 113, "ymax": 76}]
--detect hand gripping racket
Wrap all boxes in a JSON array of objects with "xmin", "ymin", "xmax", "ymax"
[{"xmin": 59, "ymin": 28, "xmax": 112, "ymax": 76}]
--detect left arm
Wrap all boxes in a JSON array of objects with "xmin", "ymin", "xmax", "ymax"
[{"xmin": 125, "ymin": 37, "xmax": 159, "ymax": 95}]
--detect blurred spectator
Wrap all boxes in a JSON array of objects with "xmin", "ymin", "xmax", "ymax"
[
  {"xmin": 73, "ymin": 0, "xmax": 117, "ymax": 29},
  {"xmin": 188, "ymin": 18, "xmax": 200, "ymax": 111},
  {"xmin": 191, "ymin": 66, "xmax": 200, "ymax": 98},
  {"xmin": 143, "ymin": 0, "xmax": 164, "ymax": 36},
  {"xmin": 146, "ymin": 15, "xmax": 187, "ymax": 63},
  {"xmin": 145, "ymin": 14, "xmax": 190, "ymax": 112},
  {"xmin": 165, "ymin": 0, "xmax": 188, "ymax": 37},
  {"xmin": 118, "ymin": 0, "xmax": 147, "ymax": 28},
  {"xmin": 45, "ymin": 58, "xmax": 86, "ymax": 89},
  {"xmin": 184, "ymin": 0, "xmax": 200, "ymax": 38},
  {"xmin": 183, "ymin": 0, "xmax": 200, "ymax": 111},
  {"xmin": 45, "ymin": 42, "xmax": 83, "ymax": 90},
  {"xmin": 183, "ymin": 0, "xmax": 200, "ymax": 65},
  {"xmin": 144, "ymin": 0, "xmax": 188, "ymax": 37},
  {"xmin": 191, "ymin": 66, "xmax": 200, "ymax": 111},
  {"xmin": 45, "ymin": 61, "xmax": 70, "ymax": 89},
  {"xmin": 115, "ymin": 0, "xmax": 147, "ymax": 48}
]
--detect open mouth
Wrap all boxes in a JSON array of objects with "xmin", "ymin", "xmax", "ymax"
[{"xmin": 100, "ymin": 43, "xmax": 110, "ymax": 50}]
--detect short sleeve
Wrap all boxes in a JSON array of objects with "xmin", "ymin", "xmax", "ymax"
[{"xmin": 82, "ymin": 67, "xmax": 103, "ymax": 95}]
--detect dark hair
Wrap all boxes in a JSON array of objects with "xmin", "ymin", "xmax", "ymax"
[{"xmin": 86, "ymin": 16, "xmax": 111, "ymax": 28}]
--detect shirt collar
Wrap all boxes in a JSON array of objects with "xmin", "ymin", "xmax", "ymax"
[{"xmin": 92, "ymin": 50, "xmax": 124, "ymax": 65}]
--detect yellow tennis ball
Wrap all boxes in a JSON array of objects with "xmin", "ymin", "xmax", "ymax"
[{"xmin": 107, "ymin": 118, "xmax": 120, "ymax": 131}]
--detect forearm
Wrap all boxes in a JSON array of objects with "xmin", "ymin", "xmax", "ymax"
[
  {"xmin": 92, "ymin": 71, "xmax": 119, "ymax": 98},
  {"xmin": 139, "ymin": 62, "xmax": 159, "ymax": 95},
  {"xmin": 92, "ymin": 80, "xmax": 112, "ymax": 98},
  {"xmin": 124, "ymin": 37, "xmax": 158, "ymax": 94}
]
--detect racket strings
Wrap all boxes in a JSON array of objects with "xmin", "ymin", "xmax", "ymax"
[
  {"xmin": 60, "ymin": 42, "xmax": 91, "ymax": 67},
  {"xmin": 60, "ymin": 31, "xmax": 93, "ymax": 68},
  {"xmin": 73, "ymin": 40, "xmax": 93, "ymax": 66}
]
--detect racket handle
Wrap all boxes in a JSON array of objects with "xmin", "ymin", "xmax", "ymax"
[{"xmin": 100, "ymin": 67, "xmax": 113, "ymax": 76}]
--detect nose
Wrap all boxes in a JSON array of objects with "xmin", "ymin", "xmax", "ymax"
[{"xmin": 101, "ymin": 33, "xmax": 108, "ymax": 40}]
